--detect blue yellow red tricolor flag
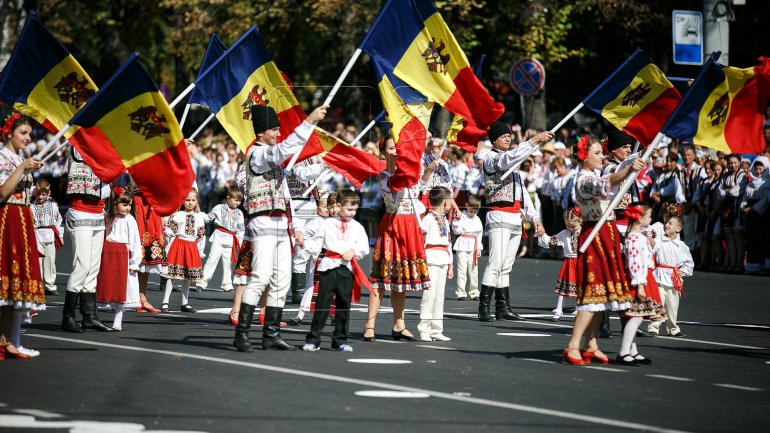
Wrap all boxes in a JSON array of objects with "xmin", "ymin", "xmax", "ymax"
[
  {"xmin": 65, "ymin": 53, "xmax": 194, "ymax": 216},
  {"xmin": 311, "ymin": 127, "xmax": 386, "ymax": 188},
  {"xmin": 193, "ymin": 26, "xmax": 311, "ymax": 153},
  {"xmin": 583, "ymin": 49, "xmax": 682, "ymax": 146},
  {"xmin": 662, "ymin": 53, "xmax": 770, "ymax": 154},
  {"xmin": 360, "ymin": 0, "xmax": 504, "ymax": 131},
  {"xmin": 188, "ymin": 33, "xmax": 227, "ymax": 106},
  {"xmin": 0, "ymin": 12, "xmax": 97, "ymax": 140}
]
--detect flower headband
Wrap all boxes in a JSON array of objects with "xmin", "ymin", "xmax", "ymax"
[
  {"xmin": 570, "ymin": 207, "xmax": 582, "ymax": 217},
  {"xmin": 112, "ymin": 186, "xmax": 125, "ymax": 196},
  {"xmin": 574, "ymin": 136, "xmax": 590, "ymax": 161},
  {"xmin": 1, "ymin": 112, "xmax": 21, "ymax": 138},
  {"xmin": 624, "ymin": 205, "xmax": 644, "ymax": 221}
]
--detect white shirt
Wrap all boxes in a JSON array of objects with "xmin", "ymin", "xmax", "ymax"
[
  {"xmin": 316, "ymin": 217, "xmax": 369, "ymax": 272},
  {"xmin": 625, "ymin": 232, "xmax": 655, "ymax": 286},
  {"xmin": 106, "ymin": 214, "xmax": 143, "ymax": 271},
  {"xmin": 165, "ymin": 211, "xmax": 207, "ymax": 256},
  {"xmin": 482, "ymin": 141, "xmax": 541, "ymax": 230},
  {"xmin": 653, "ymin": 236, "xmax": 694, "ymax": 287},
  {"xmin": 206, "ymin": 204, "xmax": 245, "ymax": 246},
  {"xmin": 451, "ymin": 211, "xmax": 483, "ymax": 252},
  {"xmin": 421, "ymin": 211, "xmax": 453, "ymax": 266},
  {"xmin": 31, "ymin": 199, "xmax": 64, "ymax": 244},
  {"xmin": 538, "ymin": 228, "xmax": 579, "ymax": 258}
]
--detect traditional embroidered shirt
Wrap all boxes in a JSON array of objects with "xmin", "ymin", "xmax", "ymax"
[
  {"xmin": 451, "ymin": 210, "xmax": 483, "ymax": 252},
  {"xmin": 574, "ymin": 169, "xmax": 617, "ymax": 222},
  {"xmin": 0, "ymin": 146, "xmax": 32, "ymax": 206},
  {"xmin": 378, "ymin": 170, "xmax": 426, "ymax": 215},
  {"xmin": 107, "ymin": 214, "xmax": 143, "ymax": 271},
  {"xmin": 287, "ymin": 161, "xmax": 325, "ymax": 229},
  {"xmin": 205, "ymin": 204, "xmax": 245, "ymax": 246},
  {"xmin": 538, "ymin": 228, "xmax": 579, "ymax": 259},
  {"xmin": 316, "ymin": 217, "xmax": 369, "ymax": 272},
  {"xmin": 625, "ymin": 232, "xmax": 655, "ymax": 286},
  {"xmin": 653, "ymin": 236, "xmax": 694, "ymax": 287},
  {"xmin": 421, "ymin": 211, "xmax": 453, "ymax": 266},
  {"xmin": 165, "ymin": 211, "xmax": 206, "ymax": 256},
  {"xmin": 481, "ymin": 142, "xmax": 540, "ymax": 232},
  {"xmin": 31, "ymin": 199, "xmax": 64, "ymax": 244}
]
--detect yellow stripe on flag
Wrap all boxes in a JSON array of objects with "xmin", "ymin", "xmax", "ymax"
[
  {"xmin": 97, "ymin": 91, "xmax": 184, "ymax": 167},
  {"xmin": 600, "ymin": 63, "xmax": 673, "ymax": 131},
  {"xmin": 378, "ymin": 75, "xmax": 433, "ymax": 143},
  {"xmin": 216, "ymin": 62, "xmax": 299, "ymax": 151},
  {"xmin": 693, "ymin": 66, "xmax": 755, "ymax": 153}
]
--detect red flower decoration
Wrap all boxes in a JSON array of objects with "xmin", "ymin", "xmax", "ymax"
[
  {"xmin": 113, "ymin": 186, "xmax": 125, "ymax": 196},
  {"xmin": 624, "ymin": 205, "xmax": 643, "ymax": 221},
  {"xmin": 1, "ymin": 112, "xmax": 21, "ymax": 138},
  {"xmin": 575, "ymin": 136, "xmax": 590, "ymax": 161},
  {"xmin": 570, "ymin": 207, "xmax": 581, "ymax": 217}
]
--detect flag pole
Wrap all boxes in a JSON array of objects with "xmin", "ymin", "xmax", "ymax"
[
  {"xmin": 189, "ymin": 112, "xmax": 216, "ymax": 140},
  {"xmin": 578, "ymin": 131, "xmax": 665, "ymax": 253},
  {"xmin": 178, "ymin": 103, "xmax": 192, "ymax": 130},
  {"xmin": 169, "ymin": 83, "xmax": 196, "ymax": 109},
  {"xmin": 302, "ymin": 168, "xmax": 332, "ymax": 197},
  {"xmin": 35, "ymin": 124, "xmax": 71, "ymax": 159},
  {"xmin": 349, "ymin": 116, "xmax": 379, "ymax": 146},
  {"xmin": 285, "ymin": 48, "xmax": 363, "ymax": 172},
  {"xmin": 499, "ymin": 102, "xmax": 583, "ymax": 181},
  {"xmin": 41, "ymin": 142, "xmax": 69, "ymax": 163}
]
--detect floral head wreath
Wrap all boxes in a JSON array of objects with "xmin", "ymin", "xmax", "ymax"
[
  {"xmin": 573, "ymin": 136, "xmax": 590, "ymax": 161},
  {"xmin": 1, "ymin": 112, "xmax": 22, "ymax": 138},
  {"xmin": 624, "ymin": 205, "xmax": 644, "ymax": 222},
  {"xmin": 112, "ymin": 186, "xmax": 125, "ymax": 196},
  {"xmin": 600, "ymin": 137, "xmax": 609, "ymax": 155}
]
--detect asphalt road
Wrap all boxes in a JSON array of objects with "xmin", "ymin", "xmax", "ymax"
[{"xmin": 2, "ymin": 241, "xmax": 769, "ymax": 433}]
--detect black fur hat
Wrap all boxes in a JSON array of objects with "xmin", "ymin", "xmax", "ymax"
[
  {"xmin": 487, "ymin": 121, "xmax": 511, "ymax": 143},
  {"xmin": 251, "ymin": 105, "xmax": 280, "ymax": 135},
  {"xmin": 605, "ymin": 126, "xmax": 635, "ymax": 152}
]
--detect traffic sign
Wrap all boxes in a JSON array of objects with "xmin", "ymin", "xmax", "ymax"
[
  {"xmin": 509, "ymin": 58, "xmax": 545, "ymax": 96},
  {"xmin": 673, "ymin": 10, "xmax": 703, "ymax": 65}
]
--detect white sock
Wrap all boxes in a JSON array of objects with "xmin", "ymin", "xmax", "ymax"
[
  {"xmin": 11, "ymin": 309, "xmax": 24, "ymax": 347},
  {"xmin": 181, "ymin": 280, "xmax": 190, "ymax": 305},
  {"xmin": 620, "ymin": 317, "xmax": 643, "ymax": 356},
  {"xmin": 162, "ymin": 279, "xmax": 174, "ymax": 305},
  {"xmin": 630, "ymin": 342, "xmax": 645, "ymax": 359},
  {"xmin": 554, "ymin": 296, "xmax": 565, "ymax": 313},
  {"xmin": 112, "ymin": 303, "xmax": 125, "ymax": 329}
]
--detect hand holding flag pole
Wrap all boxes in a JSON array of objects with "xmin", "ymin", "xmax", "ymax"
[{"xmin": 577, "ymin": 132, "xmax": 663, "ymax": 254}]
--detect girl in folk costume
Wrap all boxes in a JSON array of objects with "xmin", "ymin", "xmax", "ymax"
[
  {"xmin": 0, "ymin": 112, "xmax": 44, "ymax": 359},
  {"xmin": 477, "ymin": 122, "xmax": 552, "ymax": 323},
  {"xmin": 563, "ymin": 137, "xmax": 644, "ymax": 366},
  {"xmin": 364, "ymin": 137, "xmax": 431, "ymax": 342},
  {"xmin": 95, "ymin": 187, "xmax": 142, "ymax": 331},
  {"xmin": 161, "ymin": 189, "xmax": 206, "ymax": 313},
  {"xmin": 63, "ymin": 143, "xmax": 113, "ymax": 333},
  {"xmin": 31, "ymin": 179, "xmax": 64, "ymax": 296},
  {"xmin": 618, "ymin": 204, "xmax": 666, "ymax": 365},
  {"xmin": 537, "ymin": 207, "xmax": 582, "ymax": 322},
  {"xmin": 719, "ymin": 154, "xmax": 748, "ymax": 273},
  {"xmin": 740, "ymin": 156, "xmax": 769, "ymax": 274}
]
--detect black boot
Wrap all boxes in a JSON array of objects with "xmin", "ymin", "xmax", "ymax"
[
  {"xmin": 80, "ymin": 292, "xmax": 115, "ymax": 332},
  {"xmin": 262, "ymin": 306, "xmax": 296, "ymax": 350},
  {"xmin": 495, "ymin": 287, "xmax": 525, "ymax": 321},
  {"xmin": 478, "ymin": 285, "xmax": 494, "ymax": 322},
  {"xmin": 290, "ymin": 273, "xmax": 306, "ymax": 305},
  {"xmin": 61, "ymin": 291, "xmax": 84, "ymax": 333},
  {"xmin": 233, "ymin": 303, "xmax": 256, "ymax": 352},
  {"xmin": 598, "ymin": 311, "xmax": 612, "ymax": 338}
]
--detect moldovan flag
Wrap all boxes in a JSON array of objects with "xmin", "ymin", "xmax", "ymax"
[
  {"xmin": 378, "ymin": 74, "xmax": 433, "ymax": 191},
  {"xmin": 0, "ymin": 12, "xmax": 97, "ymax": 142},
  {"xmin": 360, "ymin": 0, "xmax": 503, "ymax": 131},
  {"xmin": 194, "ymin": 26, "xmax": 312, "ymax": 153},
  {"xmin": 188, "ymin": 33, "xmax": 227, "ymax": 106},
  {"xmin": 65, "ymin": 53, "xmax": 194, "ymax": 216},
  {"xmin": 662, "ymin": 53, "xmax": 770, "ymax": 154},
  {"xmin": 582, "ymin": 49, "xmax": 681, "ymax": 146},
  {"xmin": 311, "ymin": 127, "xmax": 386, "ymax": 188}
]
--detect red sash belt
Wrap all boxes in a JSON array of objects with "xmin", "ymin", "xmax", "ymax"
[
  {"xmin": 426, "ymin": 244, "xmax": 451, "ymax": 254},
  {"xmin": 215, "ymin": 226, "xmax": 240, "ymax": 263},
  {"xmin": 459, "ymin": 233, "xmax": 479, "ymax": 266},
  {"xmin": 489, "ymin": 201, "xmax": 521, "ymax": 214},
  {"xmin": 323, "ymin": 251, "xmax": 375, "ymax": 302},
  {"xmin": 656, "ymin": 263, "xmax": 684, "ymax": 297},
  {"xmin": 43, "ymin": 226, "xmax": 64, "ymax": 249},
  {"xmin": 70, "ymin": 198, "xmax": 105, "ymax": 214}
]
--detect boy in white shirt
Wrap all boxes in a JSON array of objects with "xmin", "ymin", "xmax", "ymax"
[
  {"xmin": 31, "ymin": 180, "xmax": 64, "ymax": 296},
  {"xmin": 198, "ymin": 186, "xmax": 245, "ymax": 292},
  {"xmin": 647, "ymin": 215, "xmax": 694, "ymax": 337},
  {"xmin": 419, "ymin": 186, "xmax": 454, "ymax": 342},
  {"xmin": 303, "ymin": 190, "xmax": 369, "ymax": 352},
  {"xmin": 451, "ymin": 195, "xmax": 482, "ymax": 301}
]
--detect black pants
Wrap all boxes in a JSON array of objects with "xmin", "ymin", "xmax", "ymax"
[{"xmin": 305, "ymin": 266, "xmax": 353, "ymax": 348}]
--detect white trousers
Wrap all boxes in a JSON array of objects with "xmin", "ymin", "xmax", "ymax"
[
  {"xmin": 454, "ymin": 250, "xmax": 479, "ymax": 298},
  {"xmin": 242, "ymin": 235, "xmax": 291, "ymax": 307},
  {"xmin": 38, "ymin": 241, "xmax": 57, "ymax": 292},
  {"xmin": 647, "ymin": 284, "xmax": 681, "ymax": 335},
  {"xmin": 482, "ymin": 228, "xmax": 521, "ymax": 288},
  {"xmin": 292, "ymin": 246, "xmax": 310, "ymax": 273},
  {"xmin": 418, "ymin": 264, "xmax": 447, "ymax": 337},
  {"xmin": 67, "ymin": 230, "xmax": 104, "ymax": 293},
  {"xmin": 198, "ymin": 242, "xmax": 233, "ymax": 290}
]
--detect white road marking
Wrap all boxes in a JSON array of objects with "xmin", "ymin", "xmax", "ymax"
[
  {"xmin": 678, "ymin": 320, "xmax": 770, "ymax": 330},
  {"xmin": 416, "ymin": 345, "xmax": 458, "ymax": 351},
  {"xmin": 27, "ymin": 334, "xmax": 689, "ymax": 433},
  {"xmin": 497, "ymin": 333, "xmax": 551, "ymax": 337},
  {"xmin": 584, "ymin": 366, "xmax": 627, "ymax": 373},
  {"xmin": 0, "ymin": 414, "xmax": 171, "ymax": 432},
  {"xmin": 646, "ymin": 375, "xmax": 695, "ymax": 382},
  {"xmin": 12, "ymin": 409, "xmax": 62, "ymax": 418},
  {"xmin": 195, "ymin": 308, "xmax": 230, "ymax": 314},
  {"xmin": 655, "ymin": 336, "xmax": 766, "ymax": 350},
  {"xmin": 521, "ymin": 358, "xmax": 558, "ymax": 364},
  {"xmin": 714, "ymin": 383, "xmax": 764, "ymax": 392},
  {"xmin": 355, "ymin": 390, "xmax": 429, "ymax": 398},
  {"xmin": 347, "ymin": 359, "xmax": 412, "ymax": 364},
  {"xmin": 0, "ymin": 403, "xmax": 6, "ymax": 407}
]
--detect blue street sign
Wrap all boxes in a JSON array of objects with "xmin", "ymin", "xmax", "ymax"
[{"xmin": 673, "ymin": 10, "xmax": 703, "ymax": 65}]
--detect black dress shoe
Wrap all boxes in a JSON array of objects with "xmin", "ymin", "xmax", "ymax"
[
  {"xmin": 457, "ymin": 296, "xmax": 469, "ymax": 301},
  {"xmin": 391, "ymin": 329, "xmax": 416, "ymax": 341},
  {"xmin": 636, "ymin": 329, "xmax": 655, "ymax": 337},
  {"xmin": 614, "ymin": 354, "xmax": 640, "ymax": 366},
  {"xmin": 180, "ymin": 304, "xmax": 196, "ymax": 313},
  {"xmin": 633, "ymin": 354, "xmax": 652, "ymax": 365},
  {"xmin": 668, "ymin": 332, "xmax": 687, "ymax": 337}
]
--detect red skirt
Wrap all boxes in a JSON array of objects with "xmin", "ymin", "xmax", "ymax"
[
  {"xmin": 96, "ymin": 240, "xmax": 128, "ymax": 304},
  {"xmin": 134, "ymin": 191, "xmax": 167, "ymax": 266},
  {"xmin": 166, "ymin": 239, "xmax": 203, "ymax": 281},
  {"xmin": 575, "ymin": 221, "xmax": 632, "ymax": 309},
  {"xmin": 624, "ymin": 268, "xmax": 667, "ymax": 319},
  {"xmin": 0, "ymin": 204, "xmax": 45, "ymax": 310},
  {"xmin": 369, "ymin": 213, "xmax": 430, "ymax": 292},
  {"xmin": 554, "ymin": 257, "xmax": 578, "ymax": 297}
]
